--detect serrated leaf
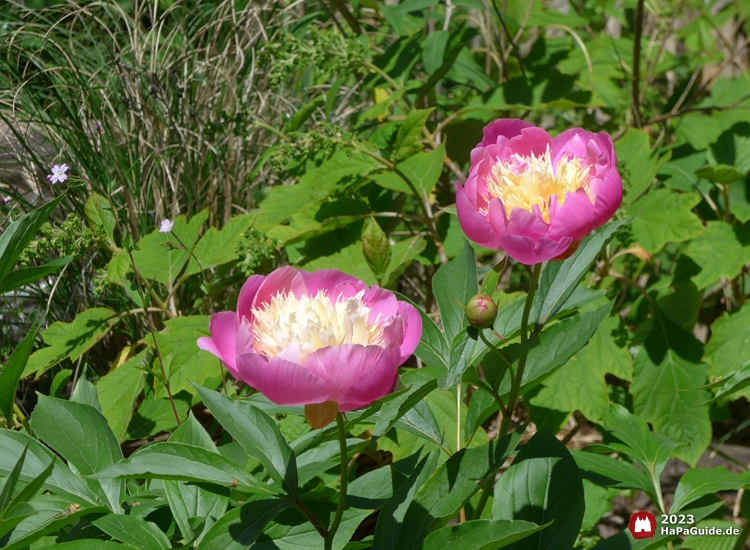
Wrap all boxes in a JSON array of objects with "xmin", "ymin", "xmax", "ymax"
[
  {"xmin": 631, "ymin": 315, "xmax": 712, "ymax": 465},
  {"xmin": 704, "ymin": 303, "xmax": 750, "ymax": 400},
  {"xmin": 695, "ymin": 163, "xmax": 745, "ymax": 184},
  {"xmin": 628, "ymin": 189, "xmax": 704, "ymax": 254},
  {"xmin": 84, "ymin": 193, "xmax": 116, "ymax": 246},
  {"xmin": 362, "ymin": 217, "xmax": 391, "ymax": 279},
  {"xmin": 23, "ymin": 308, "xmax": 118, "ymax": 379},
  {"xmin": 684, "ymin": 221, "xmax": 750, "ymax": 289},
  {"xmin": 96, "ymin": 352, "xmax": 146, "ymax": 442},
  {"xmin": 183, "ymin": 214, "xmax": 255, "ymax": 276},
  {"xmin": 615, "ymin": 128, "xmax": 672, "ymax": 203},
  {"xmin": 493, "ymin": 425, "xmax": 585, "ymax": 550},
  {"xmin": 393, "ymin": 108, "xmax": 433, "ymax": 161}
]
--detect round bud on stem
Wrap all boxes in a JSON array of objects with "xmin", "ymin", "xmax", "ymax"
[{"xmin": 464, "ymin": 293, "xmax": 498, "ymax": 329}]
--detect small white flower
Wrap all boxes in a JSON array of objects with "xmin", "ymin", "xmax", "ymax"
[
  {"xmin": 159, "ymin": 219, "xmax": 174, "ymax": 233},
  {"xmin": 47, "ymin": 164, "xmax": 69, "ymax": 184}
]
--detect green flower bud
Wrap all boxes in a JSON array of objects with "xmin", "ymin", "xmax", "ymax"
[{"xmin": 464, "ymin": 293, "xmax": 498, "ymax": 329}]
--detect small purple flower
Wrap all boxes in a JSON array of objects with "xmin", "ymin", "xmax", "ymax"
[
  {"xmin": 159, "ymin": 219, "xmax": 174, "ymax": 233},
  {"xmin": 47, "ymin": 164, "xmax": 69, "ymax": 184}
]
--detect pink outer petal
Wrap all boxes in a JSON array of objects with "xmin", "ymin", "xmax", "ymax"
[
  {"xmin": 506, "ymin": 127, "xmax": 552, "ymax": 158},
  {"xmin": 197, "ymin": 311, "xmax": 240, "ymax": 378},
  {"xmin": 253, "ymin": 266, "xmax": 306, "ymax": 308},
  {"xmin": 589, "ymin": 169, "xmax": 623, "ymax": 228},
  {"xmin": 302, "ymin": 269, "xmax": 366, "ymax": 300},
  {"xmin": 302, "ymin": 344, "xmax": 391, "ymax": 403},
  {"xmin": 338, "ymin": 342, "xmax": 401, "ymax": 412},
  {"xmin": 456, "ymin": 182, "xmax": 502, "ymax": 249},
  {"xmin": 396, "ymin": 301, "xmax": 422, "ymax": 362},
  {"xmin": 235, "ymin": 352, "xmax": 330, "ymax": 405},
  {"xmin": 547, "ymin": 189, "xmax": 595, "ymax": 241},
  {"xmin": 363, "ymin": 285, "xmax": 398, "ymax": 325},
  {"xmin": 550, "ymin": 128, "xmax": 599, "ymax": 166},
  {"xmin": 504, "ymin": 204, "xmax": 550, "ymax": 242},
  {"xmin": 497, "ymin": 234, "xmax": 573, "ymax": 265},
  {"xmin": 479, "ymin": 119, "xmax": 535, "ymax": 147},
  {"xmin": 237, "ymin": 275, "xmax": 266, "ymax": 322}
]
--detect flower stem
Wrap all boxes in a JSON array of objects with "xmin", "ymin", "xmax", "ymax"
[
  {"xmin": 500, "ymin": 262, "xmax": 542, "ymax": 436},
  {"xmin": 324, "ymin": 413, "xmax": 348, "ymax": 550}
]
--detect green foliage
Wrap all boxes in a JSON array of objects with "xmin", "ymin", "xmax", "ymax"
[{"xmin": 3, "ymin": 0, "xmax": 750, "ymax": 547}]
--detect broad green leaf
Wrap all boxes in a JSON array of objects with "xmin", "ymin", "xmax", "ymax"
[
  {"xmin": 373, "ymin": 451, "xmax": 440, "ymax": 550},
  {"xmin": 0, "ymin": 451, "xmax": 54, "ymax": 521},
  {"xmin": 84, "ymin": 193, "xmax": 116, "ymax": 246},
  {"xmin": 396, "ymin": 427, "xmax": 524, "ymax": 549},
  {"xmin": 671, "ymin": 467, "xmax": 750, "ymax": 512},
  {"xmin": 0, "ymin": 429, "xmax": 97, "ymax": 504},
  {"xmin": 534, "ymin": 220, "xmax": 628, "ymax": 326},
  {"xmin": 197, "ymin": 499, "xmax": 291, "ymax": 550},
  {"xmin": 373, "ymin": 370, "xmax": 441, "ymax": 438},
  {"xmin": 93, "ymin": 514, "xmax": 171, "ymax": 550},
  {"xmin": 129, "ymin": 210, "xmax": 208, "ymax": 285},
  {"xmin": 393, "ymin": 108, "xmax": 433, "ymax": 161},
  {"xmin": 497, "ymin": 302, "xmax": 613, "ymax": 399},
  {"xmin": 615, "ymin": 128, "xmax": 672, "ymax": 202},
  {"xmin": 0, "ymin": 322, "xmax": 39, "ymax": 422},
  {"xmin": 571, "ymin": 451, "xmax": 654, "ymax": 497},
  {"xmin": 298, "ymin": 232, "xmax": 377, "ymax": 286},
  {"xmin": 397, "ymin": 143, "xmax": 445, "ymax": 197},
  {"xmin": 255, "ymin": 505, "xmax": 370, "ymax": 550},
  {"xmin": 382, "ymin": 235, "xmax": 427, "ymax": 288},
  {"xmin": 70, "ymin": 376, "xmax": 102, "ymax": 411},
  {"xmin": 164, "ymin": 414, "xmax": 228, "ymax": 543},
  {"xmin": 96, "ymin": 352, "xmax": 146, "ymax": 442},
  {"xmin": 346, "ymin": 465, "xmax": 406, "ymax": 510},
  {"xmin": 30, "ymin": 395, "xmax": 123, "ymax": 512},
  {"xmin": 628, "ymin": 189, "xmax": 704, "ymax": 254},
  {"xmin": 38, "ymin": 541, "xmax": 132, "ymax": 549},
  {"xmin": 0, "ymin": 494, "xmax": 108, "ymax": 550},
  {"xmin": 442, "ymin": 327, "xmax": 483, "ymax": 389},
  {"xmin": 601, "ymin": 404, "xmax": 680, "ymax": 485},
  {"xmin": 362, "ymin": 217, "xmax": 391, "ymax": 280},
  {"xmin": 23, "ymin": 308, "xmax": 119, "ymax": 379},
  {"xmin": 493, "ymin": 425, "xmax": 585, "ymax": 550},
  {"xmin": 91, "ymin": 442, "xmax": 271, "ymax": 494},
  {"xmin": 183, "ymin": 214, "xmax": 255, "ymax": 276},
  {"xmin": 0, "ymin": 256, "xmax": 72, "ymax": 293},
  {"xmin": 255, "ymin": 151, "xmax": 375, "ymax": 229},
  {"xmin": 423, "ymin": 30, "xmax": 449, "ymax": 73},
  {"xmin": 432, "ymin": 239, "xmax": 477, "ymax": 342},
  {"xmin": 463, "ymin": 387, "xmax": 495, "ymax": 445},
  {"xmin": 528, "ymin": 316, "xmax": 632, "ymax": 421},
  {"xmin": 423, "ymin": 519, "xmax": 546, "ymax": 550},
  {"xmin": 581, "ymin": 481, "xmax": 617, "ymax": 532},
  {"xmin": 126, "ymin": 391, "xmax": 193, "ymax": 440},
  {"xmin": 0, "ymin": 195, "xmax": 62, "ymax": 287},
  {"xmin": 148, "ymin": 315, "xmax": 217, "ymax": 397},
  {"xmin": 695, "ymin": 163, "xmax": 745, "ymax": 184},
  {"xmin": 684, "ymin": 221, "xmax": 750, "ymax": 289},
  {"xmin": 194, "ymin": 385, "xmax": 299, "ymax": 497},
  {"xmin": 704, "ymin": 302, "xmax": 750, "ymax": 400},
  {"xmin": 394, "ymin": 292, "xmax": 449, "ymax": 370},
  {"xmin": 0, "ymin": 446, "xmax": 28, "ymax": 513},
  {"xmin": 632, "ymin": 315, "xmax": 712, "ymax": 465}
]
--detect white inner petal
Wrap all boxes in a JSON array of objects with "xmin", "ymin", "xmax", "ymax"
[{"xmin": 251, "ymin": 290, "xmax": 386, "ymax": 361}]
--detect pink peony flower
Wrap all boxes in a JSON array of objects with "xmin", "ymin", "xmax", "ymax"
[
  {"xmin": 197, "ymin": 266, "xmax": 422, "ymax": 427},
  {"xmin": 456, "ymin": 119, "xmax": 622, "ymax": 264}
]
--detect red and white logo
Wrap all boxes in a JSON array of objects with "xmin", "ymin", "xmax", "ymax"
[{"xmin": 628, "ymin": 511, "xmax": 656, "ymax": 539}]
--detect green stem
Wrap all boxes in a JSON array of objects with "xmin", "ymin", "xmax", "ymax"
[
  {"xmin": 732, "ymin": 518, "xmax": 750, "ymax": 550},
  {"xmin": 500, "ymin": 262, "xmax": 542, "ymax": 436},
  {"xmin": 324, "ymin": 413, "xmax": 348, "ymax": 550}
]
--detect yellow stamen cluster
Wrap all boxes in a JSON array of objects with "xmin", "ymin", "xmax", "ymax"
[
  {"xmin": 486, "ymin": 147, "xmax": 592, "ymax": 221},
  {"xmin": 251, "ymin": 290, "xmax": 386, "ymax": 361}
]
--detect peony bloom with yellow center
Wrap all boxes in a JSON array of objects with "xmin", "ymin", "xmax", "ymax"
[
  {"xmin": 197, "ymin": 267, "xmax": 422, "ymax": 427},
  {"xmin": 456, "ymin": 119, "xmax": 622, "ymax": 264}
]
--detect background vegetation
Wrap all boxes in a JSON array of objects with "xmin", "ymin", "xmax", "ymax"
[{"xmin": 2, "ymin": 0, "xmax": 750, "ymax": 548}]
